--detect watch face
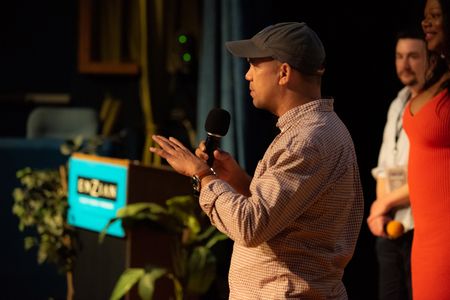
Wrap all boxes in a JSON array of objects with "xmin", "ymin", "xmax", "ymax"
[{"xmin": 192, "ymin": 175, "xmax": 201, "ymax": 192}]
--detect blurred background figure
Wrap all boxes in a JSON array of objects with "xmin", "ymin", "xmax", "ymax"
[{"xmin": 367, "ymin": 28, "xmax": 428, "ymax": 300}]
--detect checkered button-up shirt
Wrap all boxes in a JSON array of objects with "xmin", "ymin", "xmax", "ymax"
[{"xmin": 200, "ymin": 99, "xmax": 364, "ymax": 299}]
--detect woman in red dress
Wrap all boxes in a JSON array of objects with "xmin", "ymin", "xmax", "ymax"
[{"xmin": 402, "ymin": 0, "xmax": 450, "ymax": 298}]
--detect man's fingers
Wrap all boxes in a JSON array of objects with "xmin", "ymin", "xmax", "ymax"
[
  {"xmin": 152, "ymin": 135, "xmax": 170, "ymax": 147},
  {"xmin": 149, "ymin": 146, "xmax": 169, "ymax": 160},
  {"xmin": 152, "ymin": 135, "xmax": 178, "ymax": 152},
  {"xmin": 198, "ymin": 140, "xmax": 206, "ymax": 151},
  {"xmin": 195, "ymin": 147, "xmax": 207, "ymax": 156},
  {"xmin": 169, "ymin": 136, "xmax": 187, "ymax": 150}
]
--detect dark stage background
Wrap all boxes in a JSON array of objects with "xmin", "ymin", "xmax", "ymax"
[{"xmin": 0, "ymin": 0, "xmax": 425, "ymax": 299}]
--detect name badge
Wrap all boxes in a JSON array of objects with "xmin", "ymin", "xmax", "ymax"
[{"xmin": 386, "ymin": 167, "xmax": 407, "ymax": 192}]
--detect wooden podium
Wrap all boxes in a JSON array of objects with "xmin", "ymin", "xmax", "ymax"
[{"xmin": 68, "ymin": 153, "xmax": 192, "ymax": 300}]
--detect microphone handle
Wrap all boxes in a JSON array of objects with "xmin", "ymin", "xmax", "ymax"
[{"xmin": 205, "ymin": 134, "xmax": 221, "ymax": 167}]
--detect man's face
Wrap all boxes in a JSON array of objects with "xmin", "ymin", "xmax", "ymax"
[
  {"xmin": 395, "ymin": 38, "xmax": 428, "ymax": 88},
  {"xmin": 245, "ymin": 57, "xmax": 281, "ymax": 112}
]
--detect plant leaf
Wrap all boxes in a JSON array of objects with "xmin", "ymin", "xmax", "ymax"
[
  {"xmin": 186, "ymin": 246, "xmax": 217, "ymax": 294},
  {"xmin": 100, "ymin": 202, "xmax": 178, "ymax": 242},
  {"xmin": 166, "ymin": 195, "xmax": 195, "ymax": 211},
  {"xmin": 166, "ymin": 195, "xmax": 200, "ymax": 237},
  {"xmin": 167, "ymin": 273, "xmax": 184, "ymax": 300},
  {"xmin": 205, "ymin": 232, "xmax": 229, "ymax": 249},
  {"xmin": 16, "ymin": 167, "xmax": 32, "ymax": 178},
  {"xmin": 110, "ymin": 268, "xmax": 145, "ymax": 300},
  {"xmin": 194, "ymin": 226, "xmax": 216, "ymax": 242},
  {"xmin": 98, "ymin": 217, "xmax": 120, "ymax": 243},
  {"xmin": 138, "ymin": 267, "xmax": 168, "ymax": 300},
  {"xmin": 116, "ymin": 202, "xmax": 167, "ymax": 218},
  {"xmin": 24, "ymin": 236, "xmax": 37, "ymax": 250}
]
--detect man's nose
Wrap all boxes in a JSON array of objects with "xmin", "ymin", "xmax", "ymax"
[
  {"xmin": 400, "ymin": 58, "xmax": 410, "ymax": 69},
  {"xmin": 245, "ymin": 68, "xmax": 252, "ymax": 81}
]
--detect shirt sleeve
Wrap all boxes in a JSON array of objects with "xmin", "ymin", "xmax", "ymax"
[
  {"xmin": 199, "ymin": 140, "xmax": 329, "ymax": 247},
  {"xmin": 372, "ymin": 100, "xmax": 395, "ymax": 179},
  {"xmin": 372, "ymin": 88, "xmax": 410, "ymax": 179}
]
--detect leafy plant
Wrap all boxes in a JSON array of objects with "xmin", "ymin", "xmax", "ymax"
[
  {"xmin": 60, "ymin": 134, "xmax": 108, "ymax": 156},
  {"xmin": 100, "ymin": 195, "xmax": 228, "ymax": 300},
  {"xmin": 11, "ymin": 134, "xmax": 100, "ymax": 272},
  {"xmin": 12, "ymin": 166, "xmax": 77, "ymax": 299},
  {"xmin": 10, "ymin": 134, "xmax": 114, "ymax": 300}
]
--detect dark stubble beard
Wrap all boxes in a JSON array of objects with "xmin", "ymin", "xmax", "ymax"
[{"xmin": 399, "ymin": 71, "xmax": 418, "ymax": 87}]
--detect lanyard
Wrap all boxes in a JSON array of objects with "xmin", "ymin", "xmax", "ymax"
[{"xmin": 393, "ymin": 92, "xmax": 410, "ymax": 161}]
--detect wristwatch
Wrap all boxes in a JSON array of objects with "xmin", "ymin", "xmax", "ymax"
[{"xmin": 192, "ymin": 167, "xmax": 216, "ymax": 195}]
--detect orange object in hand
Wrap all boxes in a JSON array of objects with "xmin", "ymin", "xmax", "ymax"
[{"xmin": 385, "ymin": 220, "xmax": 405, "ymax": 239}]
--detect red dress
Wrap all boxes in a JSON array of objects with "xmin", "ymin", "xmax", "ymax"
[{"xmin": 403, "ymin": 89, "xmax": 450, "ymax": 300}]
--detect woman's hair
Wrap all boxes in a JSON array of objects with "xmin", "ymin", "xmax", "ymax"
[
  {"xmin": 439, "ymin": 0, "xmax": 450, "ymax": 61},
  {"xmin": 423, "ymin": 53, "xmax": 448, "ymax": 91},
  {"xmin": 439, "ymin": 0, "xmax": 450, "ymax": 95}
]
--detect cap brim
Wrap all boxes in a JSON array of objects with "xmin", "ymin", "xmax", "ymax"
[{"xmin": 225, "ymin": 39, "xmax": 273, "ymax": 58}]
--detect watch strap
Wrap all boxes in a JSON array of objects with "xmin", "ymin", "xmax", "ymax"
[
  {"xmin": 192, "ymin": 168, "xmax": 216, "ymax": 197},
  {"xmin": 195, "ymin": 167, "xmax": 216, "ymax": 181}
]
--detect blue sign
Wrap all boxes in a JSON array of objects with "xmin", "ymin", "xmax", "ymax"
[{"xmin": 68, "ymin": 155, "xmax": 128, "ymax": 238}]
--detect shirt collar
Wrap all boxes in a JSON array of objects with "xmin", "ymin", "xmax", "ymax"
[{"xmin": 276, "ymin": 98, "xmax": 334, "ymax": 132}]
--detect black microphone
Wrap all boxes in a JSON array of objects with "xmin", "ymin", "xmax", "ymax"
[{"xmin": 204, "ymin": 108, "xmax": 231, "ymax": 166}]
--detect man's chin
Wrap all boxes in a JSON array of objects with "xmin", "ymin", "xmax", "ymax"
[{"xmin": 400, "ymin": 78, "xmax": 417, "ymax": 87}]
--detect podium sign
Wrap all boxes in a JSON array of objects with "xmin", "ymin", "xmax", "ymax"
[
  {"xmin": 68, "ymin": 153, "xmax": 129, "ymax": 237},
  {"xmin": 65, "ymin": 153, "xmax": 193, "ymax": 299}
]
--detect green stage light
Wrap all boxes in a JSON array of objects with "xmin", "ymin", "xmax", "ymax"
[
  {"xmin": 178, "ymin": 34, "xmax": 188, "ymax": 44},
  {"xmin": 182, "ymin": 52, "xmax": 192, "ymax": 62}
]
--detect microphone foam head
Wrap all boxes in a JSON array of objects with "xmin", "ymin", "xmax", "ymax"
[
  {"xmin": 205, "ymin": 108, "xmax": 231, "ymax": 136},
  {"xmin": 386, "ymin": 220, "xmax": 404, "ymax": 239}
]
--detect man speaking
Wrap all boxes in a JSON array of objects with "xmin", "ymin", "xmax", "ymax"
[{"xmin": 150, "ymin": 22, "xmax": 363, "ymax": 299}]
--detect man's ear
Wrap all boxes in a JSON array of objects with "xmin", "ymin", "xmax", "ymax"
[{"xmin": 279, "ymin": 63, "xmax": 290, "ymax": 84}]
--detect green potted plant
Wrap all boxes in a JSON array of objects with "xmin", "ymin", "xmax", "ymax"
[
  {"xmin": 12, "ymin": 166, "xmax": 77, "ymax": 300},
  {"xmin": 10, "ymin": 135, "xmax": 109, "ymax": 300},
  {"xmin": 100, "ymin": 195, "xmax": 228, "ymax": 300}
]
